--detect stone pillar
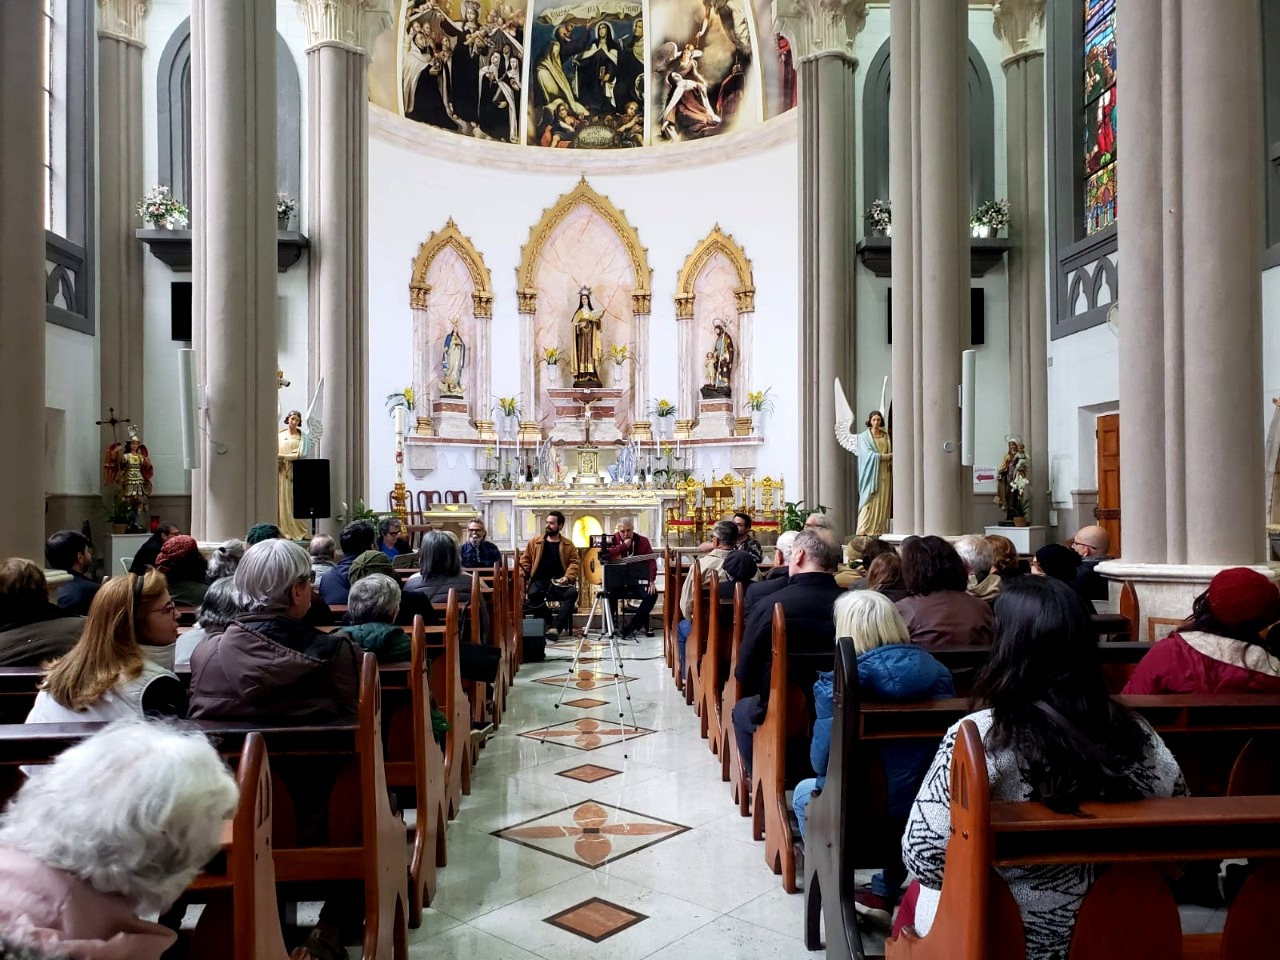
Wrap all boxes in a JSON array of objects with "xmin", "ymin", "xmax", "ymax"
[
  {"xmin": 994, "ymin": 0, "xmax": 1049, "ymax": 529},
  {"xmin": 0, "ymin": 3, "xmax": 46, "ymax": 560},
  {"xmin": 298, "ymin": 0, "xmax": 386, "ymax": 529},
  {"xmin": 190, "ymin": 0, "xmax": 278, "ymax": 540},
  {"xmin": 631, "ymin": 291, "xmax": 651, "ymax": 427},
  {"xmin": 796, "ymin": 0, "xmax": 866, "ymax": 533},
  {"xmin": 675, "ymin": 293, "xmax": 696, "ymax": 423},
  {"xmin": 97, "ymin": 1, "xmax": 147, "ymax": 454}
]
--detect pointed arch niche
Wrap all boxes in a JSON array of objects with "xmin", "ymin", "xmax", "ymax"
[
  {"xmin": 675, "ymin": 226, "xmax": 756, "ymax": 437},
  {"xmin": 517, "ymin": 179, "xmax": 653, "ymax": 439},
  {"xmin": 409, "ymin": 219, "xmax": 494, "ymax": 437}
]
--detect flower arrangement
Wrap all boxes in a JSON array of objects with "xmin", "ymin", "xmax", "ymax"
[
  {"xmin": 276, "ymin": 193, "xmax": 297, "ymax": 219},
  {"xmin": 384, "ymin": 386, "xmax": 415, "ymax": 415},
  {"xmin": 136, "ymin": 185, "xmax": 188, "ymax": 228},
  {"xmin": 649, "ymin": 398, "xmax": 677, "ymax": 418},
  {"xmin": 608, "ymin": 344, "xmax": 632, "ymax": 365},
  {"xmin": 493, "ymin": 395, "xmax": 522, "ymax": 418},
  {"xmin": 745, "ymin": 387, "xmax": 775, "ymax": 416},
  {"xmin": 971, "ymin": 199, "xmax": 1011, "ymax": 234},
  {"xmin": 865, "ymin": 199, "xmax": 892, "ymax": 232},
  {"xmin": 540, "ymin": 347, "xmax": 565, "ymax": 366}
]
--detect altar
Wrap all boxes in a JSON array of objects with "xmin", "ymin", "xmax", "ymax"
[{"xmin": 477, "ymin": 486, "xmax": 682, "ymax": 553}]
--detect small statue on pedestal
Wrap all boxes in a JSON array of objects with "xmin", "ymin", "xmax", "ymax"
[
  {"xmin": 103, "ymin": 425, "xmax": 154, "ymax": 532},
  {"xmin": 700, "ymin": 319, "xmax": 735, "ymax": 398},
  {"xmin": 440, "ymin": 318, "xmax": 466, "ymax": 399}
]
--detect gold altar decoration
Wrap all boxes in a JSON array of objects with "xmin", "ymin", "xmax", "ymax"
[
  {"xmin": 409, "ymin": 218, "xmax": 493, "ymax": 316},
  {"xmin": 674, "ymin": 224, "xmax": 756, "ymax": 317},
  {"xmin": 516, "ymin": 177, "xmax": 653, "ymax": 315},
  {"xmin": 662, "ymin": 471, "xmax": 785, "ymax": 545}
]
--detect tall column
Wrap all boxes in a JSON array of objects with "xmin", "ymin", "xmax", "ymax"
[
  {"xmin": 299, "ymin": 0, "xmax": 385, "ymax": 529},
  {"xmin": 1181, "ymin": 0, "xmax": 1263, "ymax": 562},
  {"xmin": 190, "ymin": 0, "xmax": 278, "ymax": 540},
  {"xmin": 994, "ymin": 0, "xmax": 1049, "ymax": 530},
  {"xmin": 0, "ymin": 3, "xmax": 46, "ymax": 560},
  {"xmin": 796, "ymin": 0, "xmax": 865, "ymax": 533},
  {"xmin": 97, "ymin": 1, "xmax": 147, "ymax": 453}
]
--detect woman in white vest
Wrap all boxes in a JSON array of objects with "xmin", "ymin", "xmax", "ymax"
[{"xmin": 26, "ymin": 569, "xmax": 184, "ymax": 722}]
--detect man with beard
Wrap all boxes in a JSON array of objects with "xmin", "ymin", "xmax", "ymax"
[{"xmin": 519, "ymin": 511, "xmax": 581, "ymax": 637}]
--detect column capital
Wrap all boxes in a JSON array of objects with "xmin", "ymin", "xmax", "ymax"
[
  {"xmin": 993, "ymin": 0, "xmax": 1046, "ymax": 61},
  {"xmin": 296, "ymin": 0, "xmax": 394, "ymax": 55},
  {"xmin": 780, "ymin": 0, "xmax": 868, "ymax": 59},
  {"xmin": 97, "ymin": 0, "xmax": 147, "ymax": 47}
]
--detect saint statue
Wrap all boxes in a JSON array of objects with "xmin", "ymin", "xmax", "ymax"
[
  {"xmin": 572, "ymin": 286, "xmax": 604, "ymax": 388},
  {"xmin": 277, "ymin": 410, "xmax": 311, "ymax": 540},
  {"xmin": 995, "ymin": 439, "xmax": 1030, "ymax": 524},
  {"xmin": 855, "ymin": 410, "xmax": 892, "ymax": 536},
  {"xmin": 103, "ymin": 425, "xmax": 153, "ymax": 532},
  {"xmin": 700, "ymin": 320, "xmax": 735, "ymax": 398},
  {"xmin": 441, "ymin": 318, "xmax": 466, "ymax": 398}
]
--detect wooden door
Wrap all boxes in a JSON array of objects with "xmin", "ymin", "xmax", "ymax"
[{"xmin": 1095, "ymin": 414, "xmax": 1121, "ymax": 555}]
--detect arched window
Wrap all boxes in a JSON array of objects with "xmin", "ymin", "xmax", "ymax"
[
  {"xmin": 1083, "ymin": 1, "xmax": 1117, "ymax": 235},
  {"xmin": 156, "ymin": 18, "xmax": 301, "ymax": 211},
  {"xmin": 861, "ymin": 38, "xmax": 997, "ymax": 218}
]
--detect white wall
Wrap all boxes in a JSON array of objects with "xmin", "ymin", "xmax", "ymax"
[{"xmin": 45, "ymin": 326, "xmax": 100, "ymax": 495}]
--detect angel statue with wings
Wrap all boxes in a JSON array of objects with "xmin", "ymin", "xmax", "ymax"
[
  {"xmin": 103, "ymin": 424, "xmax": 154, "ymax": 532},
  {"xmin": 277, "ymin": 380, "xmax": 325, "ymax": 540},
  {"xmin": 835, "ymin": 377, "xmax": 893, "ymax": 537}
]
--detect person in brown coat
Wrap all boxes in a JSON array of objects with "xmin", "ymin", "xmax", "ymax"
[
  {"xmin": 895, "ymin": 536, "xmax": 994, "ymax": 648},
  {"xmin": 519, "ymin": 510, "xmax": 581, "ymax": 637},
  {"xmin": 0, "ymin": 559, "xmax": 83, "ymax": 667}
]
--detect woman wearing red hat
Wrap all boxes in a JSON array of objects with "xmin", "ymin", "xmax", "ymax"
[
  {"xmin": 1124, "ymin": 568, "xmax": 1280, "ymax": 695},
  {"xmin": 153, "ymin": 535, "xmax": 209, "ymax": 607}
]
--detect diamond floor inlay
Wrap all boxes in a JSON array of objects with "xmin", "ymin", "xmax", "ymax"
[
  {"xmin": 562, "ymin": 696, "xmax": 609, "ymax": 709},
  {"xmin": 556, "ymin": 763, "xmax": 623, "ymax": 783},
  {"xmin": 533, "ymin": 669, "xmax": 634, "ymax": 690},
  {"xmin": 494, "ymin": 799, "xmax": 689, "ymax": 867},
  {"xmin": 519, "ymin": 717, "xmax": 655, "ymax": 751},
  {"xmin": 543, "ymin": 897, "xmax": 648, "ymax": 942}
]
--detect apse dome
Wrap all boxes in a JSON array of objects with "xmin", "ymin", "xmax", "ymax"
[{"xmin": 370, "ymin": 0, "xmax": 797, "ymax": 150}]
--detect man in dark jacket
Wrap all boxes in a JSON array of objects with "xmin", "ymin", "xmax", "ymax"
[
  {"xmin": 318, "ymin": 521, "xmax": 376, "ymax": 606},
  {"xmin": 732, "ymin": 528, "xmax": 844, "ymax": 777},
  {"xmin": 45, "ymin": 530, "xmax": 99, "ymax": 616},
  {"xmin": 743, "ymin": 530, "xmax": 797, "ymax": 617},
  {"xmin": 129, "ymin": 522, "xmax": 180, "ymax": 575},
  {"xmin": 0, "ymin": 559, "xmax": 83, "ymax": 666}
]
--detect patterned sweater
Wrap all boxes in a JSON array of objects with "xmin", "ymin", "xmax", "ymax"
[{"xmin": 901, "ymin": 708, "xmax": 1186, "ymax": 960}]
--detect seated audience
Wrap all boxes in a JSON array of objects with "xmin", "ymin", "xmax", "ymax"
[
  {"xmin": 461, "ymin": 519, "xmax": 503, "ymax": 568},
  {"xmin": 45, "ymin": 530, "xmax": 98, "ymax": 616},
  {"xmin": 732, "ymin": 529, "xmax": 844, "ymax": 777},
  {"xmin": 805, "ymin": 512, "xmax": 835, "ymax": 532},
  {"xmin": 895, "ymin": 536, "xmax": 994, "ymax": 648},
  {"xmin": 955, "ymin": 534, "xmax": 1001, "ymax": 606},
  {"xmin": 128, "ymin": 521, "xmax": 179, "ymax": 575},
  {"xmin": 0, "ymin": 722, "xmax": 238, "ymax": 960},
  {"xmin": 744, "ymin": 530, "xmax": 798, "ymax": 618},
  {"xmin": 898, "ymin": 576, "xmax": 1185, "ymax": 955},
  {"xmin": 339, "ymin": 573, "xmax": 411, "ymax": 662},
  {"xmin": 0, "ymin": 559, "xmax": 83, "ymax": 666},
  {"xmin": 406, "ymin": 531, "xmax": 488, "ymax": 639},
  {"xmin": 207, "ymin": 538, "xmax": 247, "ymax": 581},
  {"xmin": 847, "ymin": 537, "xmax": 896, "ymax": 590},
  {"xmin": 518, "ymin": 511, "xmax": 580, "ymax": 638},
  {"xmin": 27, "ymin": 570, "xmax": 184, "ymax": 722},
  {"xmin": 866, "ymin": 551, "xmax": 909, "ymax": 603},
  {"xmin": 310, "ymin": 533, "xmax": 338, "ymax": 580},
  {"xmin": 318, "ymin": 520, "xmax": 376, "ymax": 605},
  {"xmin": 793, "ymin": 591, "xmax": 953, "ymax": 923},
  {"xmin": 1033, "ymin": 543, "xmax": 1096, "ymax": 615},
  {"xmin": 245, "ymin": 523, "xmax": 282, "ymax": 545},
  {"xmin": 718, "ymin": 548, "xmax": 759, "ymax": 599},
  {"xmin": 732, "ymin": 512, "xmax": 764, "ymax": 563},
  {"xmin": 1124, "ymin": 567, "xmax": 1280, "ymax": 694},
  {"xmin": 603, "ymin": 517, "xmax": 658, "ymax": 639},
  {"xmin": 677, "ymin": 519, "xmax": 738, "ymax": 671},
  {"xmin": 1071, "ymin": 524, "xmax": 1113, "ymax": 602},
  {"xmin": 986, "ymin": 533, "xmax": 1027, "ymax": 581},
  {"xmin": 176, "ymin": 576, "xmax": 241, "ymax": 665},
  {"xmin": 347, "ymin": 549, "xmax": 434, "ymax": 628},
  {"xmin": 376, "ymin": 517, "xmax": 411, "ymax": 561},
  {"xmin": 188, "ymin": 538, "xmax": 360, "ymax": 723},
  {"xmin": 154, "ymin": 534, "xmax": 209, "ymax": 606}
]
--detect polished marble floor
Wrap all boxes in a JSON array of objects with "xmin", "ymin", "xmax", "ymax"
[{"xmin": 406, "ymin": 634, "xmax": 839, "ymax": 959}]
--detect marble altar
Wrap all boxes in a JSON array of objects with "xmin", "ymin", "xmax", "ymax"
[{"xmin": 477, "ymin": 486, "xmax": 680, "ymax": 552}]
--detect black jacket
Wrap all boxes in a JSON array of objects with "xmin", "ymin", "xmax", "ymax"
[
  {"xmin": 0, "ymin": 603, "xmax": 83, "ymax": 666},
  {"xmin": 56, "ymin": 573, "xmax": 100, "ymax": 617},
  {"xmin": 735, "ymin": 572, "xmax": 843, "ymax": 700},
  {"xmin": 129, "ymin": 533, "xmax": 165, "ymax": 575},
  {"xmin": 743, "ymin": 573, "xmax": 790, "ymax": 618}
]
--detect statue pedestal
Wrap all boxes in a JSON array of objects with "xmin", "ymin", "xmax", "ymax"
[
  {"xmin": 983, "ymin": 524, "xmax": 1046, "ymax": 555},
  {"xmin": 694, "ymin": 397, "xmax": 736, "ymax": 440},
  {"xmin": 431, "ymin": 399, "xmax": 474, "ymax": 439},
  {"xmin": 547, "ymin": 388, "xmax": 624, "ymax": 443}
]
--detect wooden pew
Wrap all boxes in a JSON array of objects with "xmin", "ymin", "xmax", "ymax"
[
  {"xmin": 426, "ymin": 590, "xmax": 470, "ymax": 817},
  {"xmin": 720, "ymin": 582, "xmax": 750, "ymax": 815},
  {"xmin": 664, "ymin": 549, "xmax": 686, "ymax": 688},
  {"xmin": 928, "ymin": 641, "xmax": 1153, "ymax": 696},
  {"xmin": 885, "ymin": 719, "xmax": 1280, "ymax": 960},
  {"xmin": 700, "ymin": 572, "xmax": 724, "ymax": 748},
  {"xmin": 685, "ymin": 559, "xmax": 706, "ymax": 710}
]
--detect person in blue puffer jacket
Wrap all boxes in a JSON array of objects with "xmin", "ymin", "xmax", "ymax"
[{"xmin": 793, "ymin": 589, "xmax": 954, "ymax": 918}]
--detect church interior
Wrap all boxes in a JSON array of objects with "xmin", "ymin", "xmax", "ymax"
[{"xmin": 5, "ymin": 0, "xmax": 1280, "ymax": 957}]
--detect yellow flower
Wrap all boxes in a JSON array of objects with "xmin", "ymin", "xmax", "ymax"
[{"xmin": 402, "ymin": 386, "xmax": 415, "ymax": 408}]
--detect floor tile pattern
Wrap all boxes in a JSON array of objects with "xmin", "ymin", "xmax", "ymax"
[
  {"xmin": 493, "ymin": 799, "xmax": 688, "ymax": 867},
  {"xmin": 543, "ymin": 898, "xmax": 648, "ymax": 943},
  {"xmin": 533, "ymin": 669, "xmax": 634, "ymax": 690},
  {"xmin": 562, "ymin": 697, "xmax": 609, "ymax": 709},
  {"xmin": 519, "ymin": 718, "xmax": 655, "ymax": 751},
  {"xmin": 555, "ymin": 763, "xmax": 623, "ymax": 783}
]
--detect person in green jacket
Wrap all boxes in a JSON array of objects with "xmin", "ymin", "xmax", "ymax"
[{"xmin": 340, "ymin": 573, "xmax": 410, "ymax": 662}]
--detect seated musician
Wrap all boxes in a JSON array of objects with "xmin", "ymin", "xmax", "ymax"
[
  {"xmin": 0, "ymin": 724, "xmax": 238, "ymax": 960},
  {"xmin": 731, "ymin": 529, "xmax": 844, "ymax": 777},
  {"xmin": 793, "ymin": 591, "xmax": 953, "ymax": 927},
  {"xmin": 602, "ymin": 517, "xmax": 657, "ymax": 640},
  {"xmin": 1124, "ymin": 567, "xmax": 1280, "ymax": 694},
  {"xmin": 461, "ymin": 519, "xmax": 503, "ymax": 569},
  {"xmin": 519, "ymin": 511, "xmax": 580, "ymax": 639},
  {"xmin": 0, "ymin": 558, "xmax": 83, "ymax": 666},
  {"xmin": 897, "ymin": 577, "xmax": 1186, "ymax": 956},
  {"xmin": 895, "ymin": 536, "xmax": 994, "ymax": 648}
]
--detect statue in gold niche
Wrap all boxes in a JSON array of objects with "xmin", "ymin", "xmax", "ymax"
[{"xmin": 571, "ymin": 285, "xmax": 604, "ymax": 388}]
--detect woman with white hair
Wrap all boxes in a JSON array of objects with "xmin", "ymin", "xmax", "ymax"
[
  {"xmin": 187, "ymin": 538, "xmax": 359, "ymax": 724},
  {"xmin": 175, "ymin": 576, "xmax": 242, "ymax": 666},
  {"xmin": 206, "ymin": 538, "xmax": 247, "ymax": 582},
  {"xmin": 793, "ymin": 590, "xmax": 954, "ymax": 927},
  {"xmin": 338, "ymin": 573, "xmax": 410, "ymax": 663},
  {"xmin": 0, "ymin": 721, "xmax": 238, "ymax": 959}
]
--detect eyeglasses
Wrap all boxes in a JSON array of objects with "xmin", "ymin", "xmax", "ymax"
[
  {"xmin": 297, "ymin": 571, "xmax": 316, "ymax": 585},
  {"xmin": 146, "ymin": 601, "xmax": 178, "ymax": 617}
]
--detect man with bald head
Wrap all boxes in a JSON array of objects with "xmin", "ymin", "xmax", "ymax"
[{"xmin": 1071, "ymin": 525, "xmax": 1112, "ymax": 602}]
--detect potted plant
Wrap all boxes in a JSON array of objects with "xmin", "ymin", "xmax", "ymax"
[
  {"xmin": 745, "ymin": 387, "xmax": 776, "ymax": 434},
  {"xmin": 276, "ymin": 193, "xmax": 297, "ymax": 231},
  {"xmin": 608, "ymin": 344, "xmax": 631, "ymax": 386},
  {"xmin": 338, "ymin": 499, "xmax": 381, "ymax": 523},
  {"xmin": 108, "ymin": 498, "xmax": 133, "ymax": 534},
  {"xmin": 781, "ymin": 499, "xmax": 827, "ymax": 533},
  {"xmin": 136, "ymin": 185, "xmax": 189, "ymax": 229},
  {"xmin": 481, "ymin": 470, "xmax": 498, "ymax": 490},
  {"xmin": 649, "ymin": 398, "xmax": 677, "ymax": 439},
  {"xmin": 865, "ymin": 199, "xmax": 892, "ymax": 238},
  {"xmin": 492, "ymin": 395, "xmax": 521, "ymax": 439},
  {"xmin": 1010, "ymin": 473, "xmax": 1030, "ymax": 526},
  {"xmin": 971, "ymin": 199, "xmax": 1010, "ymax": 238},
  {"xmin": 384, "ymin": 386, "xmax": 415, "ymax": 415}
]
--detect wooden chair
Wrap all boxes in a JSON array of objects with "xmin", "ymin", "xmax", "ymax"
[
  {"xmin": 425, "ymin": 591, "xmax": 469, "ymax": 819},
  {"xmin": 444, "ymin": 490, "xmax": 468, "ymax": 504},
  {"xmin": 720, "ymin": 582, "xmax": 750, "ymax": 814}
]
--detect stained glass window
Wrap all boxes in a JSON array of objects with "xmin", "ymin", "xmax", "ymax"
[{"xmin": 1084, "ymin": 0, "xmax": 1117, "ymax": 234}]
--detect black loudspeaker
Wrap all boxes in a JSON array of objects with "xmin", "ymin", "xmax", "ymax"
[
  {"xmin": 970, "ymin": 288, "xmax": 986, "ymax": 346},
  {"xmin": 292, "ymin": 459, "xmax": 331, "ymax": 520},
  {"xmin": 171, "ymin": 282, "xmax": 192, "ymax": 342}
]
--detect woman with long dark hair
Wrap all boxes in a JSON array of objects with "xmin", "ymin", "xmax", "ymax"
[{"xmin": 898, "ymin": 576, "xmax": 1185, "ymax": 958}]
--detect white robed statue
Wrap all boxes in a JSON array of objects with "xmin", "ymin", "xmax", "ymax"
[
  {"xmin": 441, "ymin": 318, "xmax": 465, "ymax": 398},
  {"xmin": 835, "ymin": 377, "xmax": 893, "ymax": 537}
]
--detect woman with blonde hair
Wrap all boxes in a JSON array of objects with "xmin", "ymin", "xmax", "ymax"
[
  {"xmin": 26, "ymin": 569, "xmax": 184, "ymax": 722},
  {"xmin": 794, "ymin": 589, "xmax": 954, "ymax": 927}
]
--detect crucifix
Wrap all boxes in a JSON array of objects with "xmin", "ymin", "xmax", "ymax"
[
  {"xmin": 95, "ymin": 407, "xmax": 132, "ymax": 443},
  {"xmin": 582, "ymin": 397, "xmax": 596, "ymax": 445}
]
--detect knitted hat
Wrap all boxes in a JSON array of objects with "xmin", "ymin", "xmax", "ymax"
[
  {"xmin": 722, "ymin": 549, "xmax": 758, "ymax": 585},
  {"xmin": 350, "ymin": 549, "xmax": 395, "ymax": 584},
  {"xmin": 155, "ymin": 535, "xmax": 200, "ymax": 574},
  {"xmin": 1207, "ymin": 568, "xmax": 1280, "ymax": 629},
  {"xmin": 245, "ymin": 523, "xmax": 282, "ymax": 545},
  {"xmin": 1034, "ymin": 543, "xmax": 1081, "ymax": 585}
]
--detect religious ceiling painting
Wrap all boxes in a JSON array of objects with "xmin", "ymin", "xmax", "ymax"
[
  {"xmin": 368, "ymin": 1, "xmax": 404, "ymax": 113},
  {"xmin": 649, "ymin": 0, "xmax": 764, "ymax": 142},
  {"xmin": 1083, "ymin": 0, "xmax": 1117, "ymax": 235},
  {"xmin": 400, "ymin": 0, "xmax": 527, "ymax": 143},
  {"xmin": 772, "ymin": 26, "xmax": 798, "ymax": 117},
  {"xmin": 526, "ymin": 0, "xmax": 646, "ymax": 148}
]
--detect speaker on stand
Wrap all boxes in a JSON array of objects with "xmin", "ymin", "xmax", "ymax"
[{"xmin": 292, "ymin": 459, "xmax": 331, "ymax": 537}]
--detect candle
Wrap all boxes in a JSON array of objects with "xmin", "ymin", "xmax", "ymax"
[{"xmin": 394, "ymin": 405, "xmax": 405, "ymax": 438}]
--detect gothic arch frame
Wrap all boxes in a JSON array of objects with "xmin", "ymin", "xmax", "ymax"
[
  {"xmin": 674, "ymin": 224, "xmax": 756, "ymax": 318},
  {"xmin": 516, "ymin": 178, "xmax": 652, "ymax": 312},
  {"xmin": 409, "ymin": 218, "xmax": 494, "ymax": 317}
]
